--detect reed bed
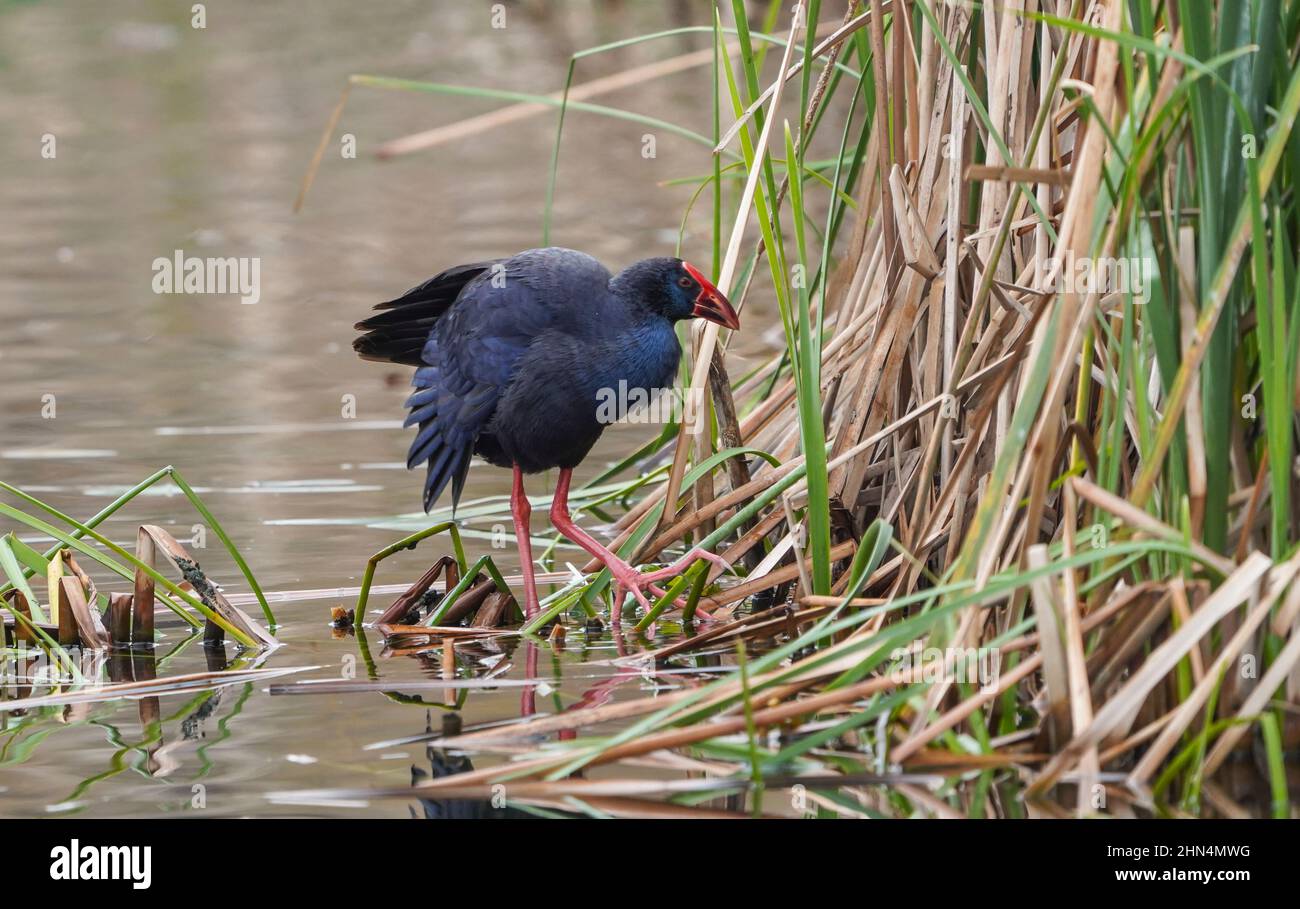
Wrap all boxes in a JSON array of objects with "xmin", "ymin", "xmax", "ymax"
[
  {"xmin": 308, "ymin": 0, "xmax": 1300, "ymax": 817},
  {"xmin": 0, "ymin": 467, "xmax": 280, "ymax": 786},
  {"xmin": 1, "ymin": 467, "xmax": 276, "ymax": 661}
]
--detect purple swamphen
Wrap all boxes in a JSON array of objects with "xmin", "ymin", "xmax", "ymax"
[{"xmin": 354, "ymin": 247, "xmax": 740, "ymax": 622}]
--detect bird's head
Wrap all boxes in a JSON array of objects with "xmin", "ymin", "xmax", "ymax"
[{"xmin": 614, "ymin": 257, "xmax": 741, "ymax": 330}]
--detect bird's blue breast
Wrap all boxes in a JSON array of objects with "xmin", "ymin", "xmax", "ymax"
[{"xmin": 591, "ymin": 320, "xmax": 682, "ymax": 397}]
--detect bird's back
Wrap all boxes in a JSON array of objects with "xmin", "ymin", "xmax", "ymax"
[{"xmin": 356, "ymin": 247, "xmax": 680, "ymax": 510}]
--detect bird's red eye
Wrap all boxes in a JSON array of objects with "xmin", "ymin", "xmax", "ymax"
[{"xmin": 678, "ymin": 276, "xmax": 693, "ymax": 288}]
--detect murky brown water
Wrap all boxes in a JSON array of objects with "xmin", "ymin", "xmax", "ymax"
[{"xmin": 0, "ymin": 0, "xmax": 776, "ymax": 817}]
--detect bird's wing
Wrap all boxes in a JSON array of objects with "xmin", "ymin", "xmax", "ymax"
[
  {"xmin": 353, "ymin": 260, "xmax": 503, "ymax": 366},
  {"xmin": 403, "ymin": 249, "xmax": 613, "ymax": 512}
]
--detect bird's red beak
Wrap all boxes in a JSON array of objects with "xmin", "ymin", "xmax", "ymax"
[{"xmin": 683, "ymin": 262, "xmax": 740, "ymax": 330}]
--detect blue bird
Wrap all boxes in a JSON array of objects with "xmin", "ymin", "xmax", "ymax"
[{"xmin": 355, "ymin": 247, "xmax": 739, "ymax": 621}]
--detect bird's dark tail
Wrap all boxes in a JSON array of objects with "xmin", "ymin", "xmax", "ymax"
[
  {"xmin": 353, "ymin": 260, "xmax": 502, "ymax": 366},
  {"xmin": 404, "ymin": 366, "xmax": 479, "ymax": 514},
  {"xmin": 357, "ymin": 259, "xmax": 509, "ymax": 514}
]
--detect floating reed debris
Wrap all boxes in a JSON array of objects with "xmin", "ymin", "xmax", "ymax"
[
  {"xmin": 140, "ymin": 524, "xmax": 275, "ymax": 648},
  {"xmin": 268, "ymin": 676, "xmax": 545, "ymax": 696},
  {"xmin": 0, "ymin": 665, "xmax": 314, "ymax": 713},
  {"xmin": 353, "ymin": 522, "xmax": 521, "ymax": 642},
  {"xmin": 107, "ymin": 592, "xmax": 133, "ymax": 644},
  {"xmin": 1, "ymin": 467, "xmax": 276, "ymax": 673}
]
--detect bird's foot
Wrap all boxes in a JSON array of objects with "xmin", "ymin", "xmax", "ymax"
[
  {"xmin": 605, "ymin": 561, "xmax": 673, "ymax": 615},
  {"xmin": 638, "ymin": 547, "xmax": 731, "ymax": 585},
  {"xmin": 605, "ymin": 547, "xmax": 730, "ymax": 624}
]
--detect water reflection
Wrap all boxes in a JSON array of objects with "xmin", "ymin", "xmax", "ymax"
[{"xmin": 411, "ymin": 714, "xmax": 545, "ymax": 820}]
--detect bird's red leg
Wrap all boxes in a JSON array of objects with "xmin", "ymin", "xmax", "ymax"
[
  {"xmin": 549, "ymin": 468, "xmax": 705, "ymax": 620},
  {"xmin": 520, "ymin": 641, "xmax": 538, "ymax": 717},
  {"xmin": 511, "ymin": 464, "xmax": 541, "ymax": 620},
  {"xmin": 549, "ymin": 468, "xmax": 649, "ymax": 615}
]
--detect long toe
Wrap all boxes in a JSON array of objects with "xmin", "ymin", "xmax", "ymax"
[
  {"xmin": 593, "ymin": 548, "xmax": 727, "ymax": 625},
  {"xmin": 640, "ymin": 547, "xmax": 730, "ymax": 585}
]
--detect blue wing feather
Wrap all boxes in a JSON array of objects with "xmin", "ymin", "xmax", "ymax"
[
  {"xmin": 358, "ymin": 248, "xmax": 616, "ymax": 514},
  {"xmin": 391, "ymin": 248, "xmax": 613, "ymax": 512}
]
